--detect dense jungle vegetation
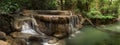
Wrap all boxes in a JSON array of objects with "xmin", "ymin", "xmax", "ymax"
[{"xmin": 0, "ymin": 0, "xmax": 120, "ymax": 25}]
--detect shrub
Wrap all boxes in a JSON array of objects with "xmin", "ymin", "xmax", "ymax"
[{"xmin": 77, "ymin": 0, "xmax": 120, "ymax": 19}]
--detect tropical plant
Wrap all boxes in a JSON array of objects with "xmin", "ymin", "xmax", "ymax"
[
  {"xmin": 0, "ymin": 0, "xmax": 30, "ymax": 14},
  {"xmin": 0, "ymin": 0, "xmax": 58, "ymax": 14},
  {"xmin": 77, "ymin": 0, "xmax": 120, "ymax": 19}
]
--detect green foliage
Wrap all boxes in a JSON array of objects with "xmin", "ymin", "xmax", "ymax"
[
  {"xmin": 25, "ymin": 0, "xmax": 57, "ymax": 10},
  {"xmin": 47, "ymin": 0, "xmax": 58, "ymax": 10},
  {"xmin": 78, "ymin": 0, "xmax": 120, "ymax": 19},
  {"xmin": 0, "ymin": 0, "xmax": 30, "ymax": 14},
  {"xmin": 87, "ymin": 8, "xmax": 116, "ymax": 19},
  {"xmin": 0, "ymin": 0, "xmax": 58, "ymax": 14},
  {"xmin": 0, "ymin": 0, "xmax": 20, "ymax": 14},
  {"xmin": 63, "ymin": 0, "xmax": 77, "ymax": 10}
]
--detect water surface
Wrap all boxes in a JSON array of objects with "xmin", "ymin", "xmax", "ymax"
[{"xmin": 66, "ymin": 22, "xmax": 120, "ymax": 45}]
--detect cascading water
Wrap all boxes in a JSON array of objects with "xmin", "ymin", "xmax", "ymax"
[
  {"xmin": 21, "ymin": 22, "xmax": 38, "ymax": 45},
  {"xmin": 21, "ymin": 22, "xmax": 38, "ymax": 35},
  {"xmin": 21, "ymin": 18, "xmax": 59, "ymax": 45},
  {"xmin": 19, "ymin": 10, "xmax": 82, "ymax": 45},
  {"xmin": 68, "ymin": 11, "xmax": 81, "ymax": 38}
]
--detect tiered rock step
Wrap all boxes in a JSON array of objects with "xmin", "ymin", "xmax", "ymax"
[
  {"xmin": 21, "ymin": 10, "xmax": 83, "ymax": 39},
  {"xmin": 22, "ymin": 10, "xmax": 82, "ymax": 23},
  {"xmin": 22, "ymin": 10, "xmax": 70, "ymax": 16}
]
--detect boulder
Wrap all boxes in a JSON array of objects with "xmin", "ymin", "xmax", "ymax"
[
  {"xmin": 0, "ymin": 40, "xmax": 9, "ymax": 45},
  {"xmin": 0, "ymin": 31, "xmax": 6, "ymax": 40},
  {"xmin": 5, "ymin": 36, "xmax": 27, "ymax": 45},
  {"xmin": 10, "ymin": 32, "xmax": 32, "ymax": 39},
  {"xmin": 7, "ymin": 38, "xmax": 27, "ymax": 45}
]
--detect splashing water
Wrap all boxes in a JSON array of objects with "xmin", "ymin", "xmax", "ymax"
[
  {"xmin": 68, "ymin": 11, "xmax": 81, "ymax": 39},
  {"xmin": 21, "ymin": 22, "xmax": 59, "ymax": 45},
  {"xmin": 21, "ymin": 19, "xmax": 57, "ymax": 45},
  {"xmin": 21, "ymin": 22, "xmax": 39, "ymax": 35},
  {"xmin": 21, "ymin": 22, "xmax": 36, "ymax": 45},
  {"xmin": 43, "ymin": 42, "xmax": 59, "ymax": 45}
]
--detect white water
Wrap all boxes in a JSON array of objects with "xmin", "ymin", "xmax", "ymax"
[
  {"xmin": 43, "ymin": 42, "xmax": 58, "ymax": 45},
  {"xmin": 21, "ymin": 22, "xmax": 38, "ymax": 35},
  {"xmin": 68, "ymin": 11, "xmax": 81, "ymax": 39},
  {"xmin": 21, "ymin": 22, "xmax": 58, "ymax": 45}
]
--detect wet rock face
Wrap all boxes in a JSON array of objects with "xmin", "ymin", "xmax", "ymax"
[
  {"xmin": 35, "ymin": 15, "xmax": 83, "ymax": 39},
  {"xmin": 34, "ymin": 15, "xmax": 71, "ymax": 24},
  {"xmin": 36, "ymin": 21, "xmax": 70, "ymax": 39},
  {"xmin": 37, "ymin": 21, "xmax": 82, "ymax": 39}
]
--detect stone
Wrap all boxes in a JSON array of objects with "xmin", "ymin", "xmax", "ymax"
[
  {"xmin": 5, "ymin": 36, "xmax": 27, "ymax": 45},
  {"xmin": 37, "ymin": 23, "xmax": 70, "ymax": 39},
  {"xmin": 0, "ymin": 31, "xmax": 6, "ymax": 40},
  {"xmin": 10, "ymin": 32, "xmax": 32, "ymax": 39},
  {"xmin": 28, "ymin": 36, "xmax": 43, "ymax": 45},
  {"xmin": 44, "ymin": 39, "xmax": 66, "ymax": 45},
  {"xmin": 29, "ymin": 36, "xmax": 43, "ymax": 41},
  {"xmin": 7, "ymin": 38, "xmax": 27, "ymax": 45},
  {"xmin": 34, "ymin": 15, "xmax": 71, "ymax": 24},
  {"xmin": 22, "ymin": 10, "xmax": 70, "ymax": 16},
  {"xmin": 48, "ymin": 37, "xmax": 59, "ymax": 44},
  {"xmin": 36, "ymin": 20, "xmax": 81, "ymax": 39},
  {"xmin": 0, "ymin": 40, "xmax": 9, "ymax": 45}
]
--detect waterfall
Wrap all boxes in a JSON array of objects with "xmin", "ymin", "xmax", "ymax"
[
  {"xmin": 68, "ymin": 11, "xmax": 81, "ymax": 39},
  {"xmin": 21, "ymin": 18, "xmax": 58, "ymax": 45},
  {"xmin": 21, "ymin": 22, "xmax": 39, "ymax": 35},
  {"xmin": 21, "ymin": 22, "xmax": 38, "ymax": 45},
  {"xmin": 19, "ymin": 11, "xmax": 81, "ymax": 45}
]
